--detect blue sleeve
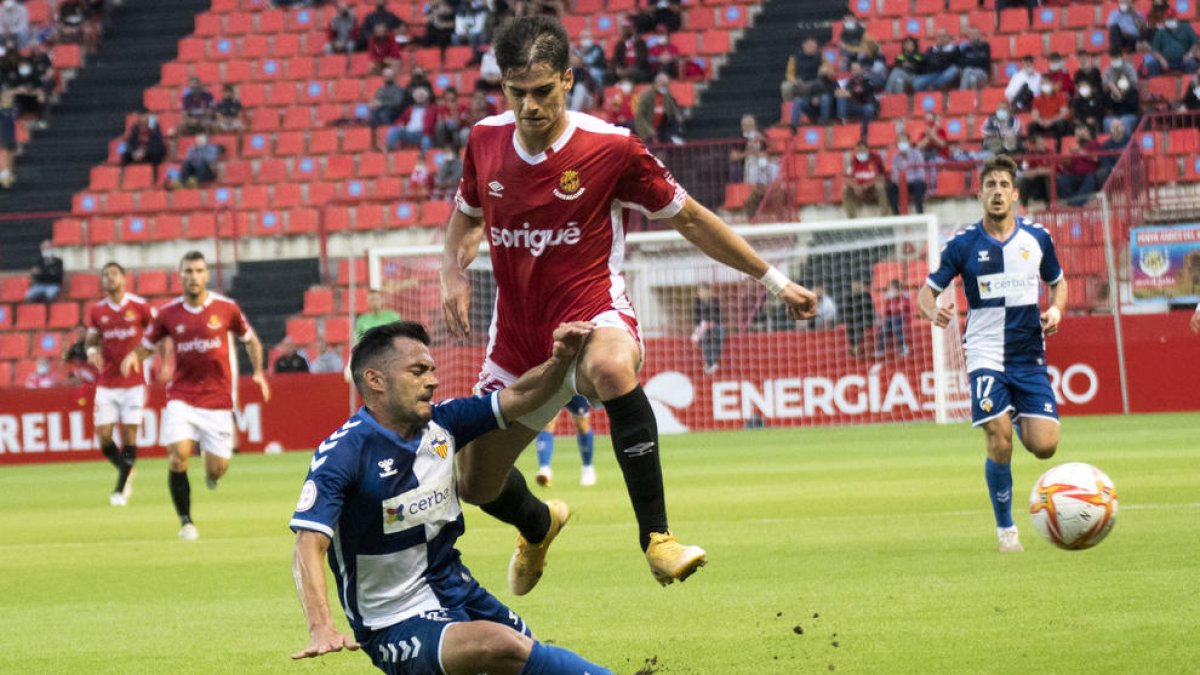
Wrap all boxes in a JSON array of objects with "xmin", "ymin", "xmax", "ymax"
[
  {"xmin": 927, "ymin": 236, "xmax": 962, "ymax": 292},
  {"xmin": 289, "ymin": 423, "xmax": 362, "ymax": 537},
  {"xmin": 432, "ymin": 392, "xmax": 505, "ymax": 448},
  {"xmin": 1039, "ymin": 230, "xmax": 1064, "ymax": 285}
]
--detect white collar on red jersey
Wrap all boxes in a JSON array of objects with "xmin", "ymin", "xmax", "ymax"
[
  {"xmin": 180, "ymin": 292, "xmax": 214, "ymax": 314},
  {"xmin": 103, "ymin": 294, "xmax": 129, "ymax": 312},
  {"xmin": 513, "ymin": 112, "xmax": 578, "ymax": 165}
]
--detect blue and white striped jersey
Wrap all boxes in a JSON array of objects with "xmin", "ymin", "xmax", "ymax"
[
  {"xmin": 289, "ymin": 395, "xmax": 505, "ymax": 635},
  {"xmin": 927, "ymin": 216, "xmax": 1064, "ymax": 373}
]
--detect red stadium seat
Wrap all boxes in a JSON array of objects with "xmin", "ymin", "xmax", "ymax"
[
  {"xmin": 122, "ymin": 165, "xmax": 155, "ymax": 190},
  {"xmin": 153, "ymin": 214, "xmax": 184, "ymax": 241},
  {"xmin": 324, "ymin": 317, "xmax": 351, "ymax": 344},
  {"xmin": 421, "ymin": 201, "xmax": 452, "ymax": 227},
  {"xmin": 48, "ymin": 303, "xmax": 79, "ymax": 329},
  {"xmin": 0, "ymin": 361, "xmax": 11, "ymax": 386},
  {"xmin": 286, "ymin": 317, "xmax": 318, "ymax": 344},
  {"xmin": 1063, "ymin": 4, "xmax": 1097, "ymax": 29},
  {"xmin": 998, "ymin": 8, "xmax": 1028, "ymax": 33},
  {"xmin": 879, "ymin": 93, "xmax": 909, "ymax": 119},
  {"xmin": 187, "ymin": 212, "xmax": 217, "ymax": 239},
  {"xmin": 1012, "ymin": 33, "xmax": 1043, "ymax": 58},
  {"xmin": 303, "ymin": 287, "xmax": 335, "ymax": 316},
  {"xmin": 90, "ymin": 166, "xmax": 120, "ymax": 191},
  {"xmin": 0, "ymin": 333, "xmax": 29, "ymax": 360},
  {"xmin": 391, "ymin": 202, "xmax": 418, "ymax": 227},
  {"xmin": 830, "ymin": 124, "xmax": 863, "ymax": 150},
  {"xmin": 54, "ymin": 219, "xmax": 85, "ymax": 246},
  {"xmin": 136, "ymin": 270, "xmax": 169, "ymax": 297},
  {"xmin": 286, "ymin": 208, "xmax": 319, "ymax": 234},
  {"xmin": 1, "ymin": 275, "xmax": 30, "ymax": 302},
  {"xmin": 273, "ymin": 183, "xmax": 303, "ymax": 208},
  {"xmin": 813, "ymin": 152, "xmax": 845, "ymax": 177},
  {"xmin": 325, "ymin": 206, "xmax": 351, "ymax": 232},
  {"xmin": 88, "ymin": 218, "xmax": 117, "ymax": 244},
  {"xmin": 16, "ymin": 303, "xmax": 47, "ymax": 329},
  {"xmin": 722, "ymin": 183, "xmax": 752, "ymax": 210},
  {"xmin": 67, "ymin": 273, "xmax": 100, "ymax": 300},
  {"xmin": 309, "ymin": 129, "xmax": 339, "ymax": 154},
  {"xmin": 121, "ymin": 216, "xmax": 151, "ymax": 242},
  {"xmin": 946, "ymin": 90, "xmax": 977, "ymax": 115}
]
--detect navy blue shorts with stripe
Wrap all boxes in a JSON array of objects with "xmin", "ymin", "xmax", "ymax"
[{"xmin": 969, "ymin": 366, "xmax": 1058, "ymax": 427}]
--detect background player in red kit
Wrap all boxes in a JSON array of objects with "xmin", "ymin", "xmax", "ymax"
[
  {"xmin": 122, "ymin": 251, "xmax": 269, "ymax": 540},
  {"xmin": 441, "ymin": 16, "xmax": 819, "ymax": 593},
  {"xmin": 85, "ymin": 261, "xmax": 154, "ymax": 506}
]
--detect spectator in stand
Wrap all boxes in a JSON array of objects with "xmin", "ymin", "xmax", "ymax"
[
  {"xmin": 874, "ymin": 280, "xmax": 910, "ymax": 358},
  {"xmin": 602, "ymin": 76, "xmax": 637, "ymax": 129},
  {"xmin": 914, "ymin": 29, "xmax": 961, "ymax": 91},
  {"xmin": 635, "ymin": 72, "xmax": 683, "ymax": 144},
  {"xmin": 837, "ymin": 60, "xmax": 877, "ymax": 130},
  {"xmin": 1005, "ymin": 55, "xmax": 1041, "ymax": 111},
  {"xmin": 1146, "ymin": 16, "xmax": 1199, "ymax": 75},
  {"xmin": 1028, "ymin": 80, "xmax": 1071, "ymax": 151},
  {"xmin": 274, "ymin": 338, "xmax": 310, "ymax": 374},
  {"xmin": 981, "ymin": 100, "xmax": 1022, "ymax": 155},
  {"xmin": 25, "ymin": 358, "xmax": 60, "ymax": 389},
  {"xmin": 180, "ymin": 77, "xmax": 214, "ymax": 136},
  {"xmin": 1145, "ymin": 0, "xmax": 1176, "ymax": 40},
  {"xmin": 174, "ymin": 134, "xmax": 222, "ymax": 188},
  {"xmin": 655, "ymin": 0, "xmax": 684, "ymax": 34},
  {"xmin": 567, "ymin": 51, "xmax": 600, "ymax": 112},
  {"xmin": 837, "ymin": 13, "xmax": 872, "ymax": 70},
  {"xmin": 213, "ymin": 85, "xmax": 245, "ymax": 132},
  {"xmin": 29, "ymin": 41, "xmax": 55, "ymax": 99},
  {"xmin": 454, "ymin": 0, "xmax": 489, "ymax": 55},
  {"xmin": 368, "ymin": 67, "xmax": 406, "ymax": 144},
  {"xmin": 434, "ymin": 86, "xmax": 469, "ymax": 147},
  {"xmin": 1071, "ymin": 80, "xmax": 1106, "ymax": 137},
  {"xmin": 1074, "ymin": 51, "xmax": 1103, "ymax": 93},
  {"xmin": 843, "ymin": 141, "xmax": 887, "ymax": 219},
  {"xmin": 612, "ymin": 20, "xmax": 651, "ymax": 84},
  {"xmin": 308, "ymin": 339, "xmax": 344, "ymax": 374},
  {"xmin": 358, "ymin": 0, "xmax": 403, "ymax": 51},
  {"xmin": 387, "ymin": 85, "xmax": 437, "ymax": 154},
  {"xmin": 58, "ymin": 0, "xmax": 90, "ymax": 44},
  {"xmin": 514, "ymin": 0, "xmax": 563, "ymax": 17},
  {"xmin": 354, "ymin": 289, "xmax": 401, "ymax": 341},
  {"xmin": 578, "ymin": 29, "xmax": 608, "ymax": 87},
  {"xmin": 991, "ymin": 131, "xmax": 1026, "ymax": 158},
  {"xmin": 914, "ymin": 112, "xmax": 951, "ymax": 161},
  {"xmin": 1057, "ymin": 124, "xmax": 1101, "ymax": 206},
  {"xmin": 0, "ymin": 89, "xmax": 16, "ymax": 188},
  {"xmin": 120, "ymin": 109, "xmax": 167, "ymax": 179},
  {"xmin": 1107, "ymin": 1, "xmax": 1147, "ymax": 55},
  {"xmin": 475, "ymin": 46, "xmax": 503, "ymax": 93},
  {"xmin": 1019, "ymin": 133, "xmax": 1054, "ymax": 208},
  {"xmin": 844, "ymin": 279, "xmax": 875, "ymax": 358},
  {"xmin": 728, "ymin": 113, "xmax": 762, "ymax": 183},
  {"xmin": 886, "ymin": 136, "xmax": 928, "ymax": 215},
  {"xmin": 781, "ymin": 37, "xmax": 825, "ymax": 104},
  {"xmin": 9, "ymin": 51, "xmax": 48, "ymax": 123},
  {"xmin": 327, "ymin": 1, "xmax": 358, "ymax": 55},
  {"xmin": 958, "ymin": 26, "xmax": 991, "ymax": 90},
  {"xmin": 1098, "ymin": 118, "xmax": 1130, "ymax": 183},
  {"xmin": 367, "ymin": 22, "xmax": 403, "ymax": 74},
  {"xmin": 810, "ymin": 284, "xmax": 838, "ymax": 329},
  {"xmin": 862, "ymin": 41, "xmax": 889, "ymax": 91},
  {"xmin": 1180, "ymin": 75, "xmax": 1200, "ymax": 112},
  {"xmin": 464, "ymin": 88, "xmax": 497, "ymax": 127},
  {"xmin": 884, "ymin": 37, "xmax": 923, "ymax": 94},
  {"xmin": 628, "ymin": 2, "xmax": 656, "ymax": 34},
  {"xmin": 741, "ymin": 134, "xmax": 780, "ymax": 218},
  {"xmin": 405, "ymin": 63, "xmax": 434, "ymax": 103},
  {"xmin": 1044, "ymin": 52, "xmax": 1074, "ymax": 99},
  {"xmin": 1103, "ymin": 72, "xmax": 1140, "ymax": 134},
  {"xmin": 996, "ymin": 0, "xmax": 1036, "ymax": 23},
  {"xmin": 794, "ymin": 62, "xmax": 837, "ymax": 127},
  {"xmin": 691, "ymin": 285, "xmax": 723, "ymax": 374},
  {"xmin": 422, "ymin": 0, "xmax": 456, "ymax": 52},
  {"xmin": 25, "ymin": 239, "xmax": 63, "ymax": 304},
  {"xmin": 432, "ymin": 142, "xmax": 463, "ymax": 200},
  {"xmin": 0, "ymin": 0, "xmax": 29, "ymax": 49},
  {"xmin": 647, "ymin": 24, "xmax": 681, "ymax": 79},
  {"xmin": 1103, "ymin": 53, "xmax": 1139, "ymax": 89}
]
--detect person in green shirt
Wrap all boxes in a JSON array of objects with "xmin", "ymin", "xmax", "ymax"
[{"xmin": 354, "ymin": 290, "xmax": 402, "ymax": 342}]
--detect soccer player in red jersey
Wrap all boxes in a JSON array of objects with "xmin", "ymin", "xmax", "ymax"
[
  {"xmin": 441, "ymin": 16, "xmax": 819, "ymax": 592},
  {"xmin": 85, "ymin": 261, "xmax": 154, "ymax": 506},
  {"xmin": 122, "ymin": 251, "xmax": 270, "ymax": 540}
]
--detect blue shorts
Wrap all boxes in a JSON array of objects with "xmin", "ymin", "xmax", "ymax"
[
  {"xmin": 969, "ymin": 366, "xmax": 1059, "ymax": 427},
  {"xmin": 565, "ymin": 395, "xmax": 590, "ymax": 417},
  {"xmin": 362, "ymin": 575, "xmax": 531, "ymax": 675}
]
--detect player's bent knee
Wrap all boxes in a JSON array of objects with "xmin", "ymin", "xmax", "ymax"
[
  {"xmin": 474, "ymin": 627, "xmax": 532, "ymax": 672},
  {"xmin": 458, "ymin": 477, "xmax": 503, "ymax": 506},
  {"xmin": 1029, "ymin": 443, "xmax": 1057, "ymax": 460},
  {"xmin": 579, "ymin": 354, "xmax": 637, "ymax": 399}
]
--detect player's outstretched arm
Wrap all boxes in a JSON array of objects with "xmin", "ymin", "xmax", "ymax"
[
  {"xmin": 1041, "ymin": 280, "xmax": 1068, "ymax": 336},
  {"xmin": 440, "ymin": 209, "xmax": 485, "ymax": 338},
  {"xmin": 497, "ymin": 322, "xmax": 594, "ymax": 421},
  {"xmin": 244, "ymin": 334, "xmax": 271, "ymax": 402},
  {"xmin": 291, "ymin": 530, "xmax": 360, "ymax": 660},
  {"xmin": 84, "ymin": 329, "xmax": 102, "ymax": 369},
  {"xmin": 917, "ymin": 285, "xmax": 956, "ymax": 328},
  {"xmin": 667, "ymin": 196, "xmax": 818, "ymax": 320}
]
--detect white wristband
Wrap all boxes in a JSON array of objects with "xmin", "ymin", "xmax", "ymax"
[
  {"xmin": 86, "ymin": 346, "xmax": 99, "ymax": 356},
  {"xmin": 757, "ymin": 266, "xmax": 790, "ymax": 297}
]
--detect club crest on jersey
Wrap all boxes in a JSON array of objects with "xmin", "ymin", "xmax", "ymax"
[
  {"xmin": 124, "ymin": 309, "xmax": 136, "ymax": 321},
  {"xmin": 554, "ymin": 170, "xmax": 585, "ymax": 200},
  {"xmin": 207, "ymin": 315, "xmax": 223, "ymax": 330},
  {"xmin": 101, "ymin": 315, "xmax": 110, "ymax": 324},
  {"xmin": 980, "ymin": 397, "xmax": 993, "ymax": 413},
  {"xmin": 428, "ymin": 434, "xmax": 449, "ymax": 459},
  {"xmin": 378, "ymin": 458, "xmax": 398, "ymax": 477},
  {"xmin": 1019, "ymin": 246, "xmax": 1031, "ymax": 260},
  {"xmin": 175, "ymin": 324, "xmax": 185, "ymax": 334}
]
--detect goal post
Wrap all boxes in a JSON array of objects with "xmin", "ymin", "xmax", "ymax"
[{"xmin": 366, "ymin": 215, "xmax": 970, "ymax": 430}]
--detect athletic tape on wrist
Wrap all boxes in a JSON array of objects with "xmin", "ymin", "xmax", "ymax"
[{"xmin": 758, "ymin": 266, "xmax": 790, "ymax": 296}]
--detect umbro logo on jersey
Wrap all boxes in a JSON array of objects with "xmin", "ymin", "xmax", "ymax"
[
  {"xmin": 488, "ymin": 180, "xmax": 504, "ymax": 198},
  {"xmin": 977, "ymin": 250, "xmax": 990, "ymax": 262},
  {"xmin": 378, "ymin": 458, "xmax": 398, "ymax": 478},
  {"xmin": 622, "ymin": 441, "xmax": 655, "ymax": 457}
]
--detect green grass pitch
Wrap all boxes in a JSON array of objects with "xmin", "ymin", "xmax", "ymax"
[{"xmin": 1, "ymin": 413, "xmax": 1198, "ymax": 674}]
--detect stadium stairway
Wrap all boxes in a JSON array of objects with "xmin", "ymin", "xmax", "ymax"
[
  {"xmin": 0, "ymin": 0, "xmax": 210, "ymax": 270},
  {"xmin": 229, "ymin": 257, "xmax": 321, "ymax": 367},
  {"xmin": 686, "ymin": 0, "xmax": 841, "ymax": 138}
]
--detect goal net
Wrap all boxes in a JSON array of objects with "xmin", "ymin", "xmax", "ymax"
[{"xmin": 367, "ymin": 215, "xmax": 970, "ymax": 432}]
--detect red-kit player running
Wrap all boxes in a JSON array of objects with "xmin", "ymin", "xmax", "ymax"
[
  {"xmin": 85, "ymin": 261, "xmax": 154, "ymax": 506},
  {"xmin": 122, "ymin": 251, "xmax": 269, "ymax": 540},
  {"xmin": 441, "ymin": 17, "xmax": 818, "ymax": 593}
]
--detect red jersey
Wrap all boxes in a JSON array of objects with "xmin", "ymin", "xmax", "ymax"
[
  {"xmin": 848, "ymin": 153, "xmax": 885, "ymax": 186},
  {"xmin": 143, "ymin": 293, "xmax": 254, "ymax": 410},
  {"xmin": 86, "ymin": 293, "xmax": 154, "ymax": 388},
  {"xmin": 456, "ymin": 110, "xmax": 687, "ymax": 375}
]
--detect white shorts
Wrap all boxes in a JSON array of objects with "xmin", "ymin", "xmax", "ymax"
[
  {"xmin": 474, "ymin": 309, "xmax": 642, "ymax": 430},
  {"xmin": 161, "ymin": 399, "xmax": 236, "ymax": 459},
  {"xmin": 94, "ymin": 385, "xmax": 146, "ymax": 427}
]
